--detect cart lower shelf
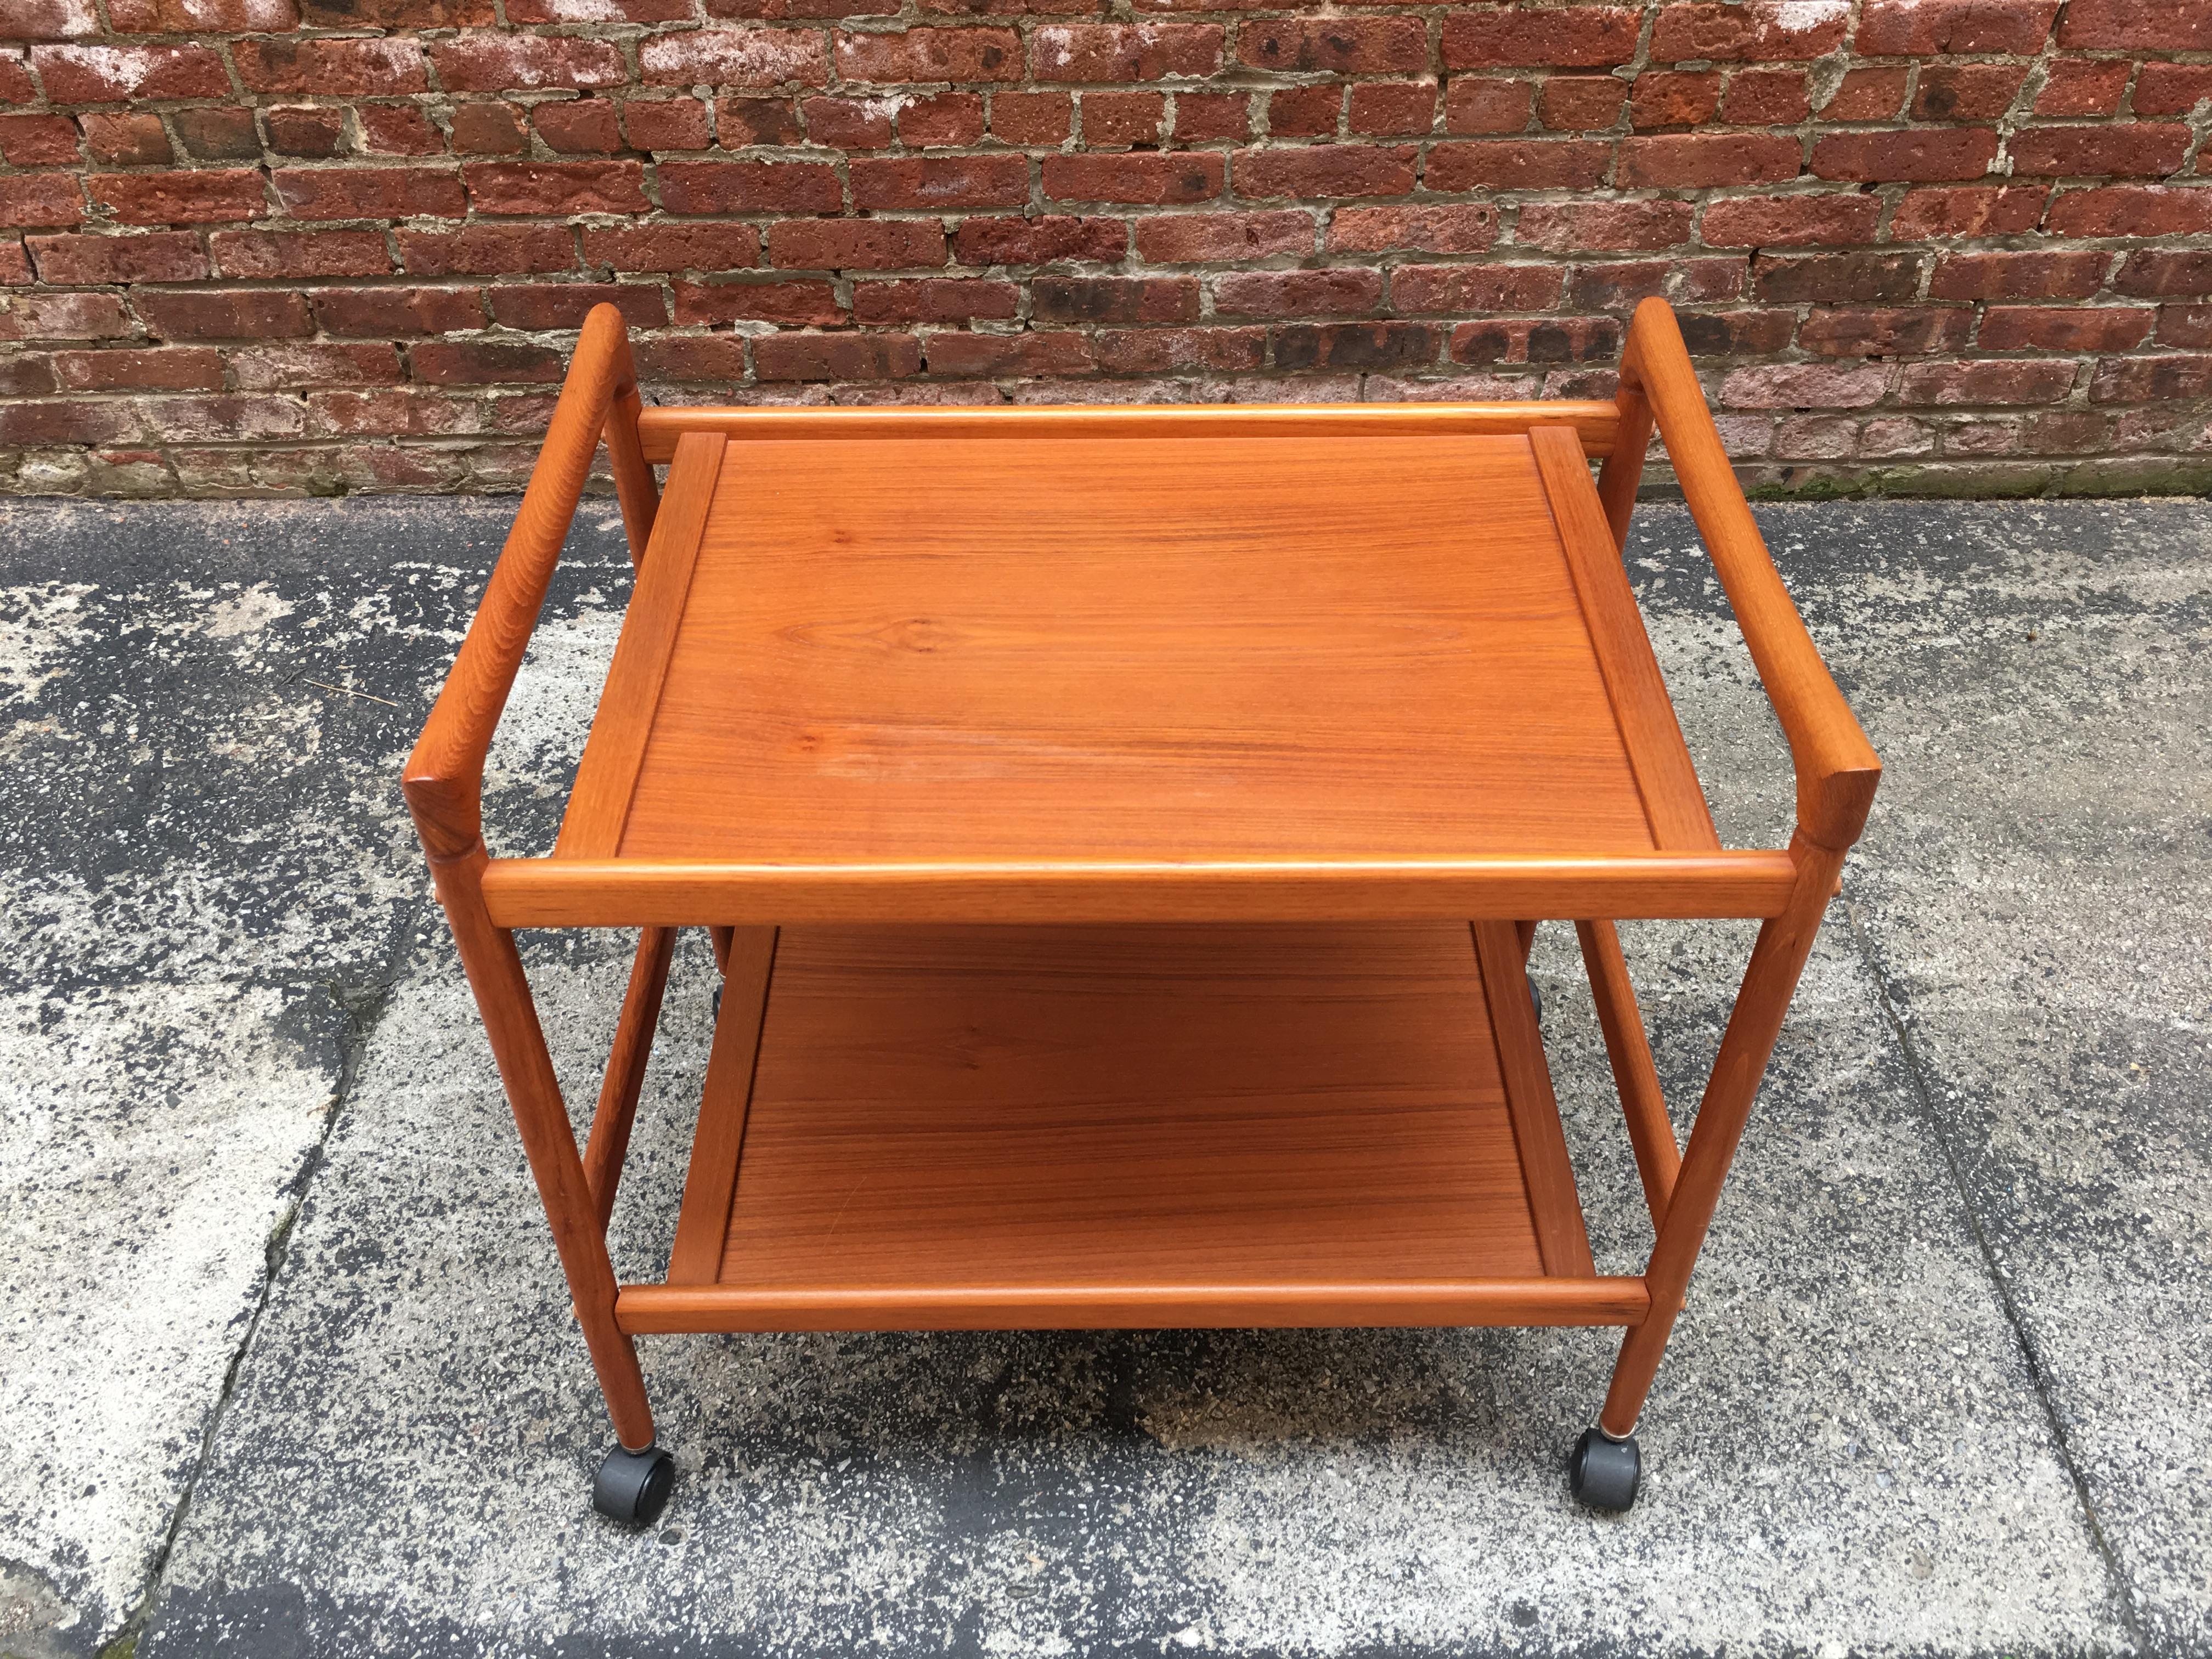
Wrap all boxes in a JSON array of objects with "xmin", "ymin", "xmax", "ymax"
[{"xmin": 616, "ymin": 923, "xmax": 1651, "ymax": 1334}]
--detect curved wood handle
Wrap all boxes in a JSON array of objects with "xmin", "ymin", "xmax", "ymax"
[
  {"xmin": 403, "ymin": 304, "xmax": 641, "ymax": 861},
  {"xmin": 1620, "ymin": 298, "xmax": 1881, "ymax": 851}
]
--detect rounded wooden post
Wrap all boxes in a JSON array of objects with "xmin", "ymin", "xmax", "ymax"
[{"xmin": 426, "ymin": 841, "xmax": 657, "ymax": 1452}]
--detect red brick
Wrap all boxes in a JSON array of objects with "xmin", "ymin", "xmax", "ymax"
[
  {"xmin": 2009, "ymin": 125, "xmax": 2191, "ymax": 179},
  {"xmin": 1571, "ymin": 256, "xmax": 1743, "ymax": 308},
  {"xmin": 1809, "ymin": 128, "xmax": 1996, "ymax": 183},
  {"xmin": 1914, "ymin": 65, "xmax": 2027, "ymax": 124},
  {"xmin": 714, "ymin": 98, "xmax": 804, "ymax": 145},
  {"xmin": 0, "ymin": 241, "xmax": 27, "ymax": 285},
  {"xmin": 1135, "ymin": 209, "xmax": 1308, "ymax": 261},
  {"xmin": 228, "ymin": 342, "xmax": 402, "ymax": 389},
  {"xmin": 1276, "ymin": 321, "xmax": 1440, "ymax": 370},
  {"xmin": 53, "ymin": 346, "xmax": 223, "ymax": 391},
  {"xmin": 274, "ymin": 167, "xmax": 466, "ymax": 220},
  {"xmin": 1631, "ymin": 71, "xmax": 1720, "ymax": 128},
  {"xmin": 900, "ymin": 91, "xmax": 984, "ymax": 146},
  {"xmin": 1718, "ymin": 362, "xmax": 1887, "ymax": 408},
  {"xmin": 1392, "ymin": 261, "xmax": 1564, "ymax": 313},
  {"xmin": 535, "ymin": 100, "xmax": 624, "ymax": 154},
  {"xmin": 953, "ymin": 213, "xmax": 1122, "ymax": 264},
  {"xmin": 714, "ymin": 0, "xmax": 897, "ymax": 16},
  {"xmin": 431, "ymin": 37, "xmax": 626, "ymax": 92},
  {"xmin": 802, "ymin": 96, "xmax": 895, "ymax": 148},
  {"xmin": 853, "ymin": 276, "xmax": 1019, "ymax": 321},
  {"xmin": 0, "ymin": 56, "xmax": 33, "ymax": 105},
  {"xmin": 484, "ymin": 281, "xmax": 664, "ymax": 328},
  {"xmin": 1539, "ymin": 75, "xmax": 1624, "ymax": 131},
  {"xmin": 838, "ymin": 26, "xmax": 1022, "ymax": 82},
  {"xmin": 1237, "ymin": 18, "xmax": 1424, "ymax": 74},
  {"xmin": 663, "ymin": 159, "xmax": 845, "ymax": 211},
  {"xmin": 1978, "ymin": 306, "xmax": 2153, "ymax": 351},
  {"xmin": 1619, "ymin": 134, "xmax": 1801, "ymax": 188},
  {"xmin": 1172, "ymin": 92, "xmax": 1249, "ymax": 142},
  {"xmin": 2157, "ymin": 304, "xmax": 2212, "ymax": 347},
  {"xmin": 1929, "ymin": 250, "xmax": 2108, "ymax": 300},
  {"xmin": 1449, "ymin": 315, "xmax": 1621, "ymax": 364},
  {"xmin": 2132, "ymin": 63, "xmax": 2212, "ymax": 116},
  {"xmin": 0, "ymin": 354, "xmax": 57, "ymax": 396},
  {"xmin": 2035, "ymin": 60, "xmax": 2133, "ymax": 117},
  {"xmin": 1723, "ymin": 70, "xmax": 1810, "ymax": 126},
  {"xmin": 631, "ymin": 335, "xmax": 751, "ymax": 382},
  {"xmin": 29, "ymin": 229, "xmax": 205, "ymax": 283},
  {"xmin": 585, "ymin": 222, "xmax": 761, "ymax": 270},
  {"xmin": 412, "ymin": 339, "xmax": 567, "ymax": 383},
  {"xmin": 853, "ymin": 154, "xmax": 1030, "ymax": 207},
  {"xmin": 1858, "ymin": 0, "xmax": 2061, "ymax": 54},
  {"xmin": 754, "ymin": 331, "xmax": 919, "ymax": 379},
  {"xmin": 1441, "ymin": 7, "xmax": 1640, "ymax": 69},
  {"xmin": 32, "ymin": 43, "xmax": 229, "ymax": 100},
  {"xmin": 924, "ymin": 330, "xmax": 1090, "ymax": 376},
  {"xmin": 230, "ymin": 38, "xmax": 425, "ymax": 95},
  {"xmin": 1443, "ymin": 78, "xmax": 1532, "ymax": 135},
  {"xmin": 264, "ymin": 105, "xmax": 345, "ymax": 158},
  {"xmin": 991, "ymin": 90, "xmax": 1072, "ymax": 144},
  {"xmin": 137, "ymin": 289, "xmax": 313, "ymax": 339},
  {"xmin": 1798, "ymin": 307, "xmax": 1971, "ymax": 356},
  {"xmin": 2090, "ymin": 353, "xmax": 2212, "ymax": 400},
  {"xmin": 173, "ymin": 108, "xmax": 262, "ymax": 161},
  {"xmin": 1650, "ymin": 2, "xmax": 1850, "ymax": 62},
  {"xmin": 1516, "ymin": 200, "xmax": 1690, "ymax": 252},
  {"xmin": 1033, "ymin": 23, "xmax": 1222, "ymax": 81},
  {"xmin": 625, "ymin": 98, "xmax": 712, "ymax": 151},
  {"xmin": 0, "ymin": 174, "xmax": 84, "ymax": 229},
  {"xmin": 1677, "ymin": 309, "xmax": 1796, "ymax": 356},
  {"xmin": 1426, "ymin": 138, "xmax": 1607, "ymax": 191},
  {"xmin": 1348, "ymin": 81, "xmax": 1436, "ymax": 137},
  {"xmin": 640, "ymin": 30, "xmax": 830, "ymax": 87},
  {"xmin": 1092, "ymin": 326, "xmax": 1265, "ymax": 374},
  {"xmin": 1899, "ymin": 359, "xmax": 2078, "ymax": 404},
  {"xmin": 297, "ymin": 0, "xmax": 488, "ymax": 24},
  {"xmin": 2114, "ymin": 250, "xmax": 2212, "ymax": 296},
  {"xmin": 0, "ymin": 114, "xmax": 77, "ymax": 166},
  {"xmin": 0, "ymin": 400, "xmax": 140, "ymax": 445},
  {"xmin": 1327, "ymin": 202, "xmax": 1497, "ymax": 254},
  {"xmin": 1266, "ymin": 84, "xmax": 1340, "ymax": 139},
  {"xmin": 1822, "ymin": 67, "xmax": 1908, "ymax": 122},
  {"xmin": 2059, "ymin": 0, "xmax": 2212, "ymax": 49},
  {"xmin": 769, "ymin": 217, "xmax": 946, "ymax": 268},
  {"xmin": 92, "ymin": 171, "xmax": 267, "ymax": 224},
  {"xmin": 1046, "ymin": 150, "xmax": 1222, "ymax": 204},
  {"xmin": 2047, "ymin": 186, "xmax": 2212, "ymax": 238},
  {"xmin": 210, "ymin": 229, "xmax": 391, "ymax": 278},
  {"xmin": 399, "ymin": 225, "xmax": 576, "ymax": 275},
  {"xmin": 1031, "ymin": 273, "xmax": 1195, "ymax": 321},
  {"xmin": 1233, "ymin": 145, "xmax": 1415, "ymax": 200},
  {"xmin": 1212, "ymin": 268, "xmax": 1378, "ymax": 318},
  {"xmin": 0, "ymin": 292, "xmax": 131, "ymax": 338},
  {"xmin": 1889, "ymin": 185, "xmax": 2047, "ymax": 239},
  {"xmin": 311, "ymin": 286, "xmax": 483, "ymax": 334},
  {"xmin": 1701, "ymin": 194, "xmax": 1880, "ymax": 247},
  {"xmin": 1084, "ymin": 91, "xmax": 1166, "ymax": 146},
  {"xmin": 449, "ymin": 103, "xmax": 529, "ymax": 155},
  {"xmin": 514, "ymin": 0, "xmax": 689, "ymax": 15},
  {"xmin": 462, "ymin": 161, "xmax": 647, "ymax": 215},
  {"xmin": 1753, "ymin": 250, "xmax": 1925, "ymax": 302}
]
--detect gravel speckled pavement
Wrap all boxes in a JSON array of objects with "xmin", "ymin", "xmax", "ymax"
[{"xmin": 1, "ymin": 496, "xmax": 2204, "ymax": 1658}]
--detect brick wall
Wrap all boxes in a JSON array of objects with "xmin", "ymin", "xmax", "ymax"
[{"xmin": 4, "ymin": 0, "xmax": 2212, "ymax": 499}]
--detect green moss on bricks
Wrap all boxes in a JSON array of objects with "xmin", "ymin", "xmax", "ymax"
[{"xmin": 2051, "ymin": 458, "xmax": 2212, "ymax": 498}]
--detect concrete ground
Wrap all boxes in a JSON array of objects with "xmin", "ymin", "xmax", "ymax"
[{"xmin": 0, "ymin": 493, "xmax": 2204, "ymax": 1659}]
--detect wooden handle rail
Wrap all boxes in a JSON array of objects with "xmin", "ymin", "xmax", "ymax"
[
  {"xmin": 403, "ymin": 303, "xmax": 652, "ymax": 862},
  {"xmin": 1616, "ymin": 298, "xmax": 1881, "ymax": 853}
]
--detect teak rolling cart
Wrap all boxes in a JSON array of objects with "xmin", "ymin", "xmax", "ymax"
[{"xmin": 404, "ymin": 297, "xmax": 1878, "ymax": 1523}]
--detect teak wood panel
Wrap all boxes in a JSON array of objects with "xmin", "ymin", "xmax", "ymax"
[
  {"xmin": 665, "ymin": 925, "xmax": 777, "ymax": 1283},
  {"xmin": 613, "ymin": 433, "xmax": 1665, "ymax": 868},
  {"xmin": 702, "ymin": 924, "xmax": 1553, "ymax": 1302}
]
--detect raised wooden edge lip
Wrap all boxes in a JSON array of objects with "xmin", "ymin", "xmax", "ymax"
[
  {"xmin": 636, "ymin": 400, "xmax": 1622, "ymax": 462},
  {"xmin": 481, "ymin": 851, "xmax": 1801, "ymax": 927},
  {"xmin": 613, "ymin": 1278, "xmax": 1652, "ymax": 1334}
]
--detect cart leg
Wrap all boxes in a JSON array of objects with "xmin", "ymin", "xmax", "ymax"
[
  {"xmin": 1575, "ymin": 838, "xmax": 1847, "ymax": 1507},
  {"xmin": 427, "ymin": 842, "xmax": 675, "ymax": 1522}
]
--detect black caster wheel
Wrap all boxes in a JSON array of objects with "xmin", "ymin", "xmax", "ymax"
[
  {"xmin": 1527, "ymin": 971, "xmax": 1544, "ymax": 1026},
  {"xmin": 592, "ymin": 1443, "xmax": 675, "ymax": 1525},
  {"xmin": 1568, "ymin": 1427, "xmax": 1640, "ymax": 1512}
]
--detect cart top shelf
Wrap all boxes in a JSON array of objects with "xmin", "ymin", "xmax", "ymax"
[{"xmin": 510, "ymin": 419, "xmax": 1739, "ymax": 925}]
